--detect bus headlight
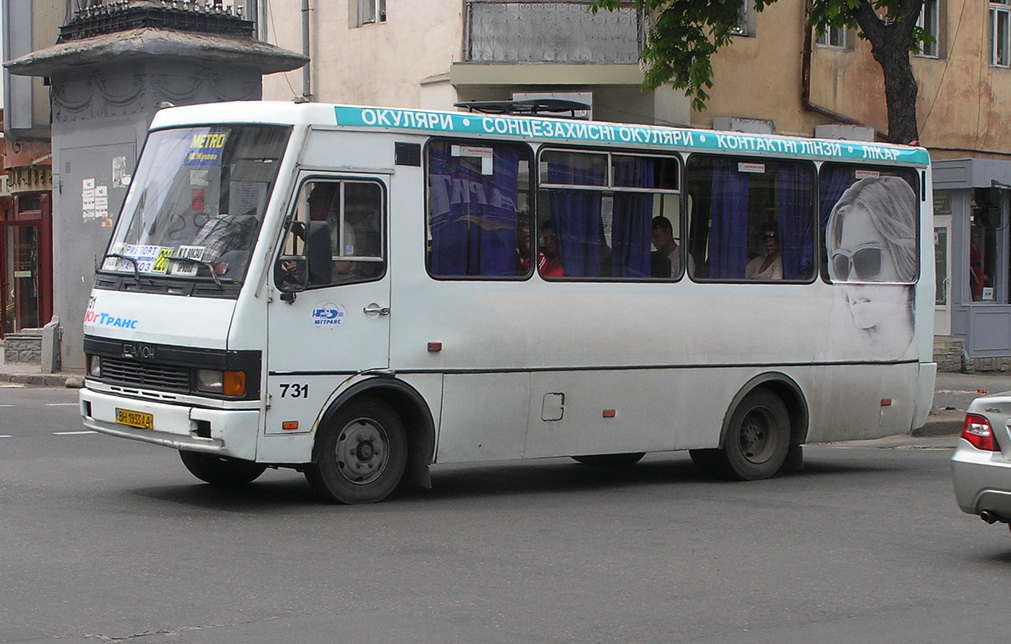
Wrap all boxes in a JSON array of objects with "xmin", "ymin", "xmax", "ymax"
[
  {"xmin": 196, "ymin": 369, "xmax": 247, "ymax": 397},
  {"xmin": 87, "ymin": 355, "xmax": 102, "ymax": 378}
]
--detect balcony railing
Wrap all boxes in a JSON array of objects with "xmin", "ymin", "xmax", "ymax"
[
  {"xmin": 465, "ymin": 1, "xmax": 643, "ymax": 64},
  {"xmin": 63, "ymin": 1, "xmax": 255, "ymax": 39}
]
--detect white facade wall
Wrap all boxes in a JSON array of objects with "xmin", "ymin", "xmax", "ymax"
[{"xmin": 261, "ymin": 0, "xmax": 464, "ymax": 108}]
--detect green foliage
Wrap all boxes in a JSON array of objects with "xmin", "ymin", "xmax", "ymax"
[
  {"xmin": 590, "ymin": 0, "xmax": 929, "ymax": 110},
  {"xmin": 591, "ymin": 0, "xmax": 745, "ymax": 110}
]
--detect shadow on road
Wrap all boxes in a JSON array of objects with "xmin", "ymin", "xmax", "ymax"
[{"xmin": 118, "ymin": 452, "xmax": 901, "ymax": 509}]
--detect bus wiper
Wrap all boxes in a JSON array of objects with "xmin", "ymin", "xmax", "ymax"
[
  {"xmin": 102, "ymin": 254, "xmax": 140, "ymax": 282},
  {"xmin": 167, "ymin": 256, "xmax": 223, "ymax": 287}
]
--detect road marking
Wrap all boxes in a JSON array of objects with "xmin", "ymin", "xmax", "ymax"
[
  {"xmin": 53, "ymin": 430, "xmax": 97, "ymax": 436},
  {"xmin": 0, "ymin": 435, "xmax": 11, "ymax": 438},
  {"xmin": 45, "ymin": 403, "xmax": 79, "ymax": 407},
  {"xmin": 0, "ymin": 404, "xmax": 13, "ymax": 407}
]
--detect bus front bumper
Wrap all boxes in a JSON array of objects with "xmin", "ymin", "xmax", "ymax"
[{"xmin": 79, "ymin": 387, "xmax": 260, "ymax": 461}]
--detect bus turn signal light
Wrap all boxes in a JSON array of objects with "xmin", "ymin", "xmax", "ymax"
[
  {"xmin": 282, "ymin": 421, "xmax": 299, "ymax": 431},
  {"xmin": 222, "ymin": 371, "xmax": 246, "ymax": 397}
]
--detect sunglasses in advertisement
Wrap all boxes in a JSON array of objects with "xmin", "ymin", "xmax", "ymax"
[{"xmin": 831, "ymin": 246, "xmax": 883, "ymax": 281}]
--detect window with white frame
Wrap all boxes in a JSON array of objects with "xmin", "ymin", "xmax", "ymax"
[
  {"xmin": 731, "ymin": 3, "xmax": 754, "ymax": 37},
  {"xmin": 917, "ymin": 0, "xmax": 940, "ymax": 58},
  {"xmin": 816, "ymin": 25, "xmax": 848, "ymax": 49},
  {"xmin": 352, "ymin": 0, "xmax": 387, "ymax": 27},
  {"xmin": 992, "ymin": 0, "xmax": 1011, "ymax": 67}
]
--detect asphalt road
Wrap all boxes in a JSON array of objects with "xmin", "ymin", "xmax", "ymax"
[{"xmin": 1, "ymin": 384, "xmax": 1010, "ymax": 643}]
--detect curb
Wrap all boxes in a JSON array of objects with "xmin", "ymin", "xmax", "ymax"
[
  {"xmin": 912, "ymin": 410, "xmax": 964, "ymax": 437},
  {"xmin": 0, "ymin": 372, "xmax": 84, "ymax": 388}
]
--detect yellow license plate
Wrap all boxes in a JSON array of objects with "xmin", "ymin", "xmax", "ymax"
[{"xmin": 116, "ymin": 408, "xmax": 154, "ymax": 430}]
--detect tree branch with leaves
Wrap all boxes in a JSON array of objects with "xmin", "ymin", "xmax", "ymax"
[{"xmin": 591, "ymin": 0, "xmax": 928, "ymax": 143}]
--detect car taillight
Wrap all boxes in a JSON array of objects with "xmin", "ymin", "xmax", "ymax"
[{"xmin": 961, "ymin": 413, "xmax": 999, "ymax": 451}]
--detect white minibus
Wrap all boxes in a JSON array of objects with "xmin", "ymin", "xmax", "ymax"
[{"xmin": 79, "ymin": 101, "xmax": 936, "ymax": 503}]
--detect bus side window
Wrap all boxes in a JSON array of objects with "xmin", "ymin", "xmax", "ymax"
[
  {"xmin": 686, "ymin": 155, "xmax": 815, "ymax": 282},
  {"xmin": 427, "ymin": 139, "xmax": 533, "ymax": 279},
  {"xmin": 275, "ymin": 179, "xmax": 386, "ymax": 289},
  {"xmin": 536, "ymin": 150, "xmax": 681, "ymax": 280}
]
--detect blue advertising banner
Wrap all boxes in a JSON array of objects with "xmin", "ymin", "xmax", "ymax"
[{"xmin": 334, "ymin": 106, "xmax": 930, "ymax": 166}]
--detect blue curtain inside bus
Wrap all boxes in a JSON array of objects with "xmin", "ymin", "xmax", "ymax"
[
  {"xmin": 611, "ymin": 157, "xmax": 654, "ymax": 278},
  {"xmin": 547, "ymin": 159, "xmax": 605, "ymax": 277},
  {"xmin": 428, "ymin": 143, "xmax": 521, "ymax": 277},
  {"xmin": 775, "ymin": 165, "xmax": 814, "ymax": 279},
  {"xmin": 709, "ymin": 159, "xmax": 751, "ymax": 279}
]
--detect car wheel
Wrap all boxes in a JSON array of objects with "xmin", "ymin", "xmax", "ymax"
[{"xmin": 305, "ymin": 397, "xmax": 407, "ymax": 504}]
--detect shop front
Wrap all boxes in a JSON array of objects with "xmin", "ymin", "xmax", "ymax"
[
  {"xmin": 933, "ymin": 158, "xmax": 1011, "ymax": 370},
  {"xmin": 1, "ymin": 191, "xmax": 52, "ymax": 336}
]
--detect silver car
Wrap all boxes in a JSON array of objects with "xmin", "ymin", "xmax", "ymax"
[{"xmin": 952, "ymin": 390, "xmax": 1011, "ymax": 530}]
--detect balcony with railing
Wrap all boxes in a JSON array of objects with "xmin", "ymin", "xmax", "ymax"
[{"xmin": 465, "ymin": 1, "xmax": 643, "ymax": 64}]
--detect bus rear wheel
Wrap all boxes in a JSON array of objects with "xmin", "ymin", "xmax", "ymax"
[
  {"xmin": 305, "ymin": 397, "xmax": 407, "ymax": 504},
  {"xmin": 178, "ymin": 451, "xmax": 267, "ymax": 487},
  {"xmin": 717, "ymin": 389, "xmax": 790, "ymax": 480}
]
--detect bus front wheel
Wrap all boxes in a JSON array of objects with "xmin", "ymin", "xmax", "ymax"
[
  {"xmin": 695, "ymin": 389, "xmax": 790, "ymax": 481},
  {"xmin": 305, "ymin": 397, "xmax": 407, "ymax": 504},
  {"xmin": 178, "ymin": 451, "xmax": 267, "ymax": 487}
]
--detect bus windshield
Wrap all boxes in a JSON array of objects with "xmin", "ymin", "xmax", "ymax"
[{"xmin": 100, "ymin": 124, "xmax": 291, "ymax": 284}]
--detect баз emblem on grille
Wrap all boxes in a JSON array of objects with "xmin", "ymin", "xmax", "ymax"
[{"xmin": 123, "ymin": 343, "xmax": 156, "ymax": 360}]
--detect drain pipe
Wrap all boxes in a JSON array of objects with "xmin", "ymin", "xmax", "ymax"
[
  {"xmin": 300, "ymin": 0, "xmax": 312, "ymax": 102},
  {"xmin": 800, "ymin": 8, "xmax": 886, "ymax": 141}
]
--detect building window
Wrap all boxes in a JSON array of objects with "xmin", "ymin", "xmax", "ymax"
[
  {"xmin": 731, "ymin": 3, "xmax": 754, "ymax": 37},
  {"xmin": 917, "ymin": 0, "xmax": 940, "ymax": 58},
  {"xmin": 816, "ymin": 25, "xmax": 849, "ymax": 49},
  {"xmin": 993, "ymin": 0, "xmax": 1011, "ymax": 66},
  {"xmin": 353, "ymin": 0, "xmax": 387, "ymax": 27}
]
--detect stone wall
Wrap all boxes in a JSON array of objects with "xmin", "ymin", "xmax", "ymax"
[
  {"xmin": 935, "ymin": 336, "xmax": 1011, "ymax": 373},
  {"xmin": 934, "ymin": 337, "xmax": 964, "ymax": 373},
  {"xmin": 3, "ymin": 329, "xmax": 43, "ymax": 364}
]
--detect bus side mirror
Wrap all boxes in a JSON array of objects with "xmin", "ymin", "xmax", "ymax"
[{"xmin": 305, "ymin": 221, "xmax": 333, "ymax": 287}]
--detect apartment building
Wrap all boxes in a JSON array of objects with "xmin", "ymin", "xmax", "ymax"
[{"xmin": 5, "ymin": 0, "xmax": 1011, "ymax": 368}]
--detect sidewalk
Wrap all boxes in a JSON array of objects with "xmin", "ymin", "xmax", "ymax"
[
  {"xmin": 0, "ymin": 361, "xmax": 84, "ymax": 388},
  {"xmin": 1, "ymin": 359, "xmax": 1008, "ymax": 436}
]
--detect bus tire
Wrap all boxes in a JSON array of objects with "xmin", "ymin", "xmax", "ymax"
[
  {"xmin": 178, "ymin": 451, "xmax": 267, "ymax": 487},
  {"xmin": 571, "ymin": 453, "xmax": 645, "ymax": 467},
  {"xmin": 718, "ymin": 389, "xmax": 790, "ymax": 480},
  {"xmin": 305, "ymin": 397, "xmax": 407, "ymax": 504}
]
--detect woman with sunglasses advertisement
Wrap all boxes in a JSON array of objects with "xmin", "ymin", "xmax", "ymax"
[{"xmin": 826, "ymin": 176, "xmax": 918, "ymax": 360}]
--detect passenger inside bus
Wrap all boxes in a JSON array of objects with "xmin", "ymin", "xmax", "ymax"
[
  {"xmin": 651, "ymin": 215, "xmax": 694, "ymax": 278},
  {"xmin": 745, "ymin": 221, "xmax": 783, "ymax": 280},
  {"xmin": 537, "ymin": 220, "xmax": 565, "ymax": 277}
]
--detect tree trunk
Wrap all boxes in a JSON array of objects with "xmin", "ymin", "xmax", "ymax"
[
  {"xmin": 871, "ymin": 38, "xmax": 920, "ymax": 144},
  {"xmin": 853, "ymin": 0, "xmax": 922, "ymax": 144}
]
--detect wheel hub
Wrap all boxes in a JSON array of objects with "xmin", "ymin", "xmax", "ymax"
[
  {"xmin": 335, "ymin": 419, "xmax": 388, "ymax": 485},
  {"xmin": 740, "ymin": 412, "xmax": 772, "ymax": 462}
]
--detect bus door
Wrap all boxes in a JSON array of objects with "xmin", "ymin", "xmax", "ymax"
[{"xmin": 265, "ymin": 177, "xmax": 390, "ymax": 433}]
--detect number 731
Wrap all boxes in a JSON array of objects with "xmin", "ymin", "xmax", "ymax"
[{"xmin": 279, "ymin": 383, "xmax": 309, "ymax": 398}]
